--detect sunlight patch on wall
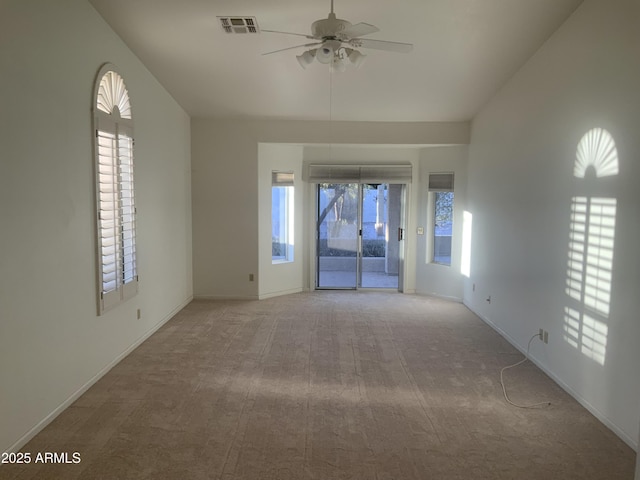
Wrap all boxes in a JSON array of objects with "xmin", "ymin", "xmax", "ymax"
[
  {"xmin": 563, "ymin": 308, "xmax": 609, "ymax": 365},
  {"xmin": 461, "ymin": 211, "xmax": 472, "ymax": 278},
  {"xmin": 566, "ymin": 197, "xmax": 588, "ymax": 303},
  {"xmin": 566, "ymin": 197, "xmax": 616, "ymax": 315},
  {"xmin": 563, "ymin": 129, "xmax": 619, "ymax": 366},
  {"xmin": 582, "ymin": 198, "xmax": 616, "ymax": 315},
  {"xmin": 574, "ymin": 128, "xmax": 619, "ymax": 178}
]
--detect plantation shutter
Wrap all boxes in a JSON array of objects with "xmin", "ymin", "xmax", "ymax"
[
  {"xmin": 118, "ymin": 131, "xmax": 137, "ymax": 288},
  {"xmin": 94, "ymin": 65, "xmax": 137, "ymax": 314},
  {"xmin": 97, "ymin": 128, "xmax": 119, "ymax": 298}
]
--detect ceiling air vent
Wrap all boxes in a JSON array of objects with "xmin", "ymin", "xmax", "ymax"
[{"xmin": 218, "ymin": 17, "xmax": 259, "ymax": 34}]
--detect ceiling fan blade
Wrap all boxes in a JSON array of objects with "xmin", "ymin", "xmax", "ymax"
[
  {"xmin": 354, "ymin": 38, "xmax": 413, "ymax": 53},
  {"xmin": 261, "ymin": 29, "xmax": 316, "ymax": 40},
  {"xmin": 262, "ymin": 42, "xmax": 322, "ymax": 56},
  {"xmin": 340, "ymin": 22, "xmax": 379, "ymax": 39}
]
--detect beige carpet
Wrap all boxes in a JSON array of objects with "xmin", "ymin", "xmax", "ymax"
[{"xmin": 2, "ymin": 292, "xmax": 635, "ymax": 479}]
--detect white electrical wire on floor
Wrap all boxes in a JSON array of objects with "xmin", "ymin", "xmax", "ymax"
[{"xmin": 500, "ymin": 333, "xmax": 552, "ymax": 409}]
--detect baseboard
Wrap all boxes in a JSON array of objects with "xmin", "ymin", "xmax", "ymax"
[
  {"xmin": 4, "ymin": 295, "xmax": 193, "ymax": 454},
  {"xmin": 195, "ymin": 288, "xmax": 303, "ymax": 301},
  {"xmin": 193, "ymin": 294, "xmax": 259, "ymax": 301},
  {"xmin": 258, "ymin": 287, "xmax": 303, "ymax": 300},
  {"xmin": 416, "ymin": 290, "xmax": 463, "ymax": 303},
  {"xmin": 463, "ymin": 300, "xmax": 638, "ymax": 451}
]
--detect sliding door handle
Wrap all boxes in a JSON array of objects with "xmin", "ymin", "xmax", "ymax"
[{"xmin": 398, "ymin": 228, "xmax": 404, "ymax": 241}]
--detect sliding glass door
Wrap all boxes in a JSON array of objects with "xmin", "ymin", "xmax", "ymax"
[
  {"xmin": 317, "ymin": 183, "xmax": 359, "ymax": 288},
  {"xmin": 316, "ymin": 183, "xmax": 405, "ymax": 290},
  {"xmin": 360, "ymin": 184, "xmax": 403, "ymax": 288}
]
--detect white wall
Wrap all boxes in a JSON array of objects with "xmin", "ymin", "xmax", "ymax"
[
  {"xmin": 0, "ymin": 0, "xmax": 192, "ymax": 453},
  {"xmin": 191, "ymin": 121, "xmax": 261, "ymax": 299},
  {"xmin": 191, "ymin": 119, "xmax": 469, "ymax": 300},
  {"xmin": 466, "ymin": 0, "xmax": 640, "ymax": 449},
  {"xmin": 258, "ymin": 144, "xmax": 305, "ymax": 299}
]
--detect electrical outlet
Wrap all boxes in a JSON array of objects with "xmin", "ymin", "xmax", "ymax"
[
  {"xmin": 543, "ymin": 331, "xmax": 549, "ymax": 344},
  {"xmin": 137, "ymin": 309, "xmax": 141, "ymax": 320},
  {"xmin": 249, "ymin": 274, "xmax": 254, "ymax": 282}
]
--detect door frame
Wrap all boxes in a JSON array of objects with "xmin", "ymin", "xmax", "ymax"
[{"xmin": 313, "ymin": 182, "xmax": 406, "ymax": 291}]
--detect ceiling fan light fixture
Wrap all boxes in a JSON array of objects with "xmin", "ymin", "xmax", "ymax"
[
  {"xmin": 316, "ymin": 42, "xmax": 334, "ymax": 64},
  {"xmin": 332, "ymin": 56, "xmax": 347, "ymax": 73},
  {"xmin": 347, "ymin": 48, "xmax": 366, "ymax": 68},
  {"xmin": 261, "ymin": 1, "xmax": 414, "ymax": 70},
  {"xmin": 296, "ymin": 49, "xmax": 316, "ymax": 69}
]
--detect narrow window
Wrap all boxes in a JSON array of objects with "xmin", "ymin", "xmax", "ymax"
[
  {"xmin": 429, "ymin": 173, "xmax": 454, "ymax": 266},
  {"xmin": 93, "ymin": 64, "xmax": 137, "ymax": 314},
  {"xmin": 271, "ymin": 171, "xmax": 294, "ymax": 263}
]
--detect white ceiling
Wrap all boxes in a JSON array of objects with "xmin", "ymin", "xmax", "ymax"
[{"xmin": 88, "ymin": 0, "xmax": 583, "ymax": 122}]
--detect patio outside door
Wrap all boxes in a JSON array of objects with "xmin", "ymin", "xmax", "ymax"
[{"xmin": 316, "ymin": 183, "xmax": 405, "ymax": 290}]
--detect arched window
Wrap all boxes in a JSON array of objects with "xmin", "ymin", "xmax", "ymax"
[{"xmin": 93, "ymin": 64, "xmax": 137, "ymax": 314}]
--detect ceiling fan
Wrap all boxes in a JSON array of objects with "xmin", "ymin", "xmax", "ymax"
[{"xmin": 261, "ymin": 0, "xmax": 413, "ymax": 71}]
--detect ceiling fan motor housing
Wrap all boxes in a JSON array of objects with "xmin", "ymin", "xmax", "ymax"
[{"xmin": 311, "ymin": 12, "xmax": 352, "ymax": 40}]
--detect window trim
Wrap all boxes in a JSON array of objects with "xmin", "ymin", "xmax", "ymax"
[
  {"xmin": 428, "ymin": 173, "xmax": 454, "ymax": 266},
  {"xmin": 271, "ymin": 171, "xmax": 294, "ymax": 264},
  {"xmin": 93, "ymin": 63, "xmax": 138, "ymax": 314}
]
